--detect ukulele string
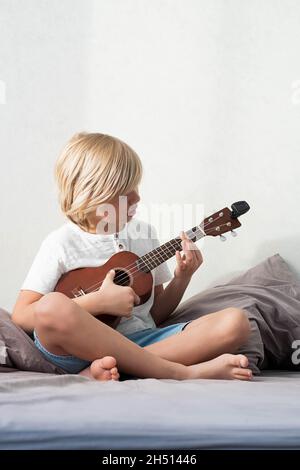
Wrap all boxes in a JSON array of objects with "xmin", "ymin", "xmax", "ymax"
[
  {"xmin": 83, "ymin": 216, "xmax": 219, "ymax": 294},
  {"xmin": 85, "ymin": 222, "xmax": 231, "ymax": 295},
  {"xmin": 84, "ymin": 216, "xmax": 224, "ymax": 294},
  {"xmin": 83, "ymin": 216, "xmax": 227, "ymax": 295},
  {"xmin": 84, "ymin": 220, "xmax": 222, "ymax": 294}
]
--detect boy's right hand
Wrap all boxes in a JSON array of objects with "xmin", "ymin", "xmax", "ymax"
[{"xmin": 99, "ymin": 269, "xmax": 140, "ymax": 318}]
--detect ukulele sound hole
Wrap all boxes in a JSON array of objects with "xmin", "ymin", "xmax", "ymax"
[{"xmin": 114, "ymin": 269, "xmax": 131, "ymax": 286}]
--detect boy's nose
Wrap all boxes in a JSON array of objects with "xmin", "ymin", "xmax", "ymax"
[{"xmin": 131, "ymin": 190, "xmax": 140, "ymax": 204}]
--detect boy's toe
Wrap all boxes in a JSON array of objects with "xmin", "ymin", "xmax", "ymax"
[
  {"xmin": 100, "ymin": 356, "xmax": 117, "ymax": 369},
  {"xmin": 237, "ymin": 355, "xmax": 249, "ymax": 368},
  {"xmin": 233, "ymin": 367, "xmax": 252, "ymax": 380}
]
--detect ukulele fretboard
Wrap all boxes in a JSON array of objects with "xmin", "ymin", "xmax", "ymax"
[{"xmin": 137, "ymin": 224, "xmax": 205, "ymax": 272}]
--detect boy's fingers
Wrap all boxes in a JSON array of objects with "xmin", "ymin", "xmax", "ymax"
[
  {"xmin": 103, "ymin": 269, "xmax": 115, "ymax": 284},
  {"xmin": 133, "ymin": 292, "xmax": 140, "ymax": 305},
  {"xmin": 181, "ymin": 239, "xmax": 189, "ymax": 253},
  {"xmin": 183, "ymin": 237, "xmax": 196, "ymax": 253},
  {"xmin": 180, "ymin": 231, "xmax": 190, "ymax": 243},
  {"xmin": 189, "ymin": 240, "xmax": 197, "ymax": 250},
  {"xmin": 179, "ymin": 232, "xmax": 202, "ymax": 269},
  {"xmin": 184, "ymin": 244, "xmax": 193, "ymax": 262},
  {"xmin": 176, "ymin": 250, "xmax": 181, "ymax": 261},
  {"xmin": 176, "ymin": 250, "xmax": 184, "ymax": 268},
  {"xmin": 183, "ymin": 237, "xmax": 202, "ymax": 261}
]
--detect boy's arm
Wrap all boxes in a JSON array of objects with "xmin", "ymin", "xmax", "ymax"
[
  {"xmin": 12, "ymin": 270, "xmax": 139, "ymax": 333},
  {"xmin": 11, "ymin": 289, "xmax": 128, "ymax": 334},
  {"xmin": 150, "ymin": 278, "xmax": 190, "ymax": 326},
  {"xmin": 12, "ymin": 284, "xmax": 131, "ymax": 333},
  {"xmin": 11, "ymin": 290, "xmax": 107, "ymax": 333},
  {"xmin": 150, "ymin": 232, "xmax": 203, "ymax": 326}
]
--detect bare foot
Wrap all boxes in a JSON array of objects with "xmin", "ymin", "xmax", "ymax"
[
  {"xmin": 79, "ymin": 356, "xmax": 120, "ymax": 381},
  {"xmin": 187, "ymin": 354, "xmax": 252, "ymax": 380}
]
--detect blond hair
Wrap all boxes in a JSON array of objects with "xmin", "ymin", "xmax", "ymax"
[{"xmin": 55, "ymin": 132, "xmax": 142, "ymax": 230}]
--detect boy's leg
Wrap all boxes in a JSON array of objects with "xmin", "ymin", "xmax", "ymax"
[
  {"xmin": 144, "ymin": 308, "xmax": 250, "ymax": 365},
  {"xmin": 34, "ymin": 294, "xmax": 252, "ymax": 380},
  {"xmin": 34, "ymin": 292, "xmax": 188, "ymax": 380}
]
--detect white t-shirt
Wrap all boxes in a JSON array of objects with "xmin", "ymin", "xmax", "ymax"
[{"xmin": 21, "ymin": 219, "xmax": 172, "ymax": 335}]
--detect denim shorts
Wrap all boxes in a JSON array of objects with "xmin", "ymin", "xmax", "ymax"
[{"xmin": 33, "ymin": 321, "xmax": 192, "ymax": 375}]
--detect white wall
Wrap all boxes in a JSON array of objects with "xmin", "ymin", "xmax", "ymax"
[{"xmin": 1, "ymin": 0, "xmax": 300, "ymax": 311}]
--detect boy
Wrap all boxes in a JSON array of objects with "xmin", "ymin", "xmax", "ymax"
[{"xmin": 12, "ymin": 132, "xmax": 251, "ymax": 381}]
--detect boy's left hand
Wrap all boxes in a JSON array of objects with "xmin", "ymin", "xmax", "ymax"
[{"xmin": 174, "ymin": 231, "xmax": 203, "ymax": 280}]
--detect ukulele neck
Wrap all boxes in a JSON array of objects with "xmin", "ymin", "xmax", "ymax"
[{"xmin": 137, "ymin": 225, "xmax": 205, "ymax": 272}]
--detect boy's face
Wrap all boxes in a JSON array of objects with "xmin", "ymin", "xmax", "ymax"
[
  {"xmin": 113, "ymin": 188, "xmax": 140, "ymax": 230},
  {"xmin": 93, "ymin": 188, "xmax": 140, "ymax": 234},
  {"xmin": 124, "ymin": 189, "xmax": 140, "ymax": 221}
]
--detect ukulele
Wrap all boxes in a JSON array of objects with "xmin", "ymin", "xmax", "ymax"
[{"xmin": 54, "ymin": 201, "xmax": 250, "ymax": 329}]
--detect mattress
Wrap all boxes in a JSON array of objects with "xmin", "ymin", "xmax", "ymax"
[{"xmin": 0, "ymin": 370, "xmax": 299, "ymax": 449}]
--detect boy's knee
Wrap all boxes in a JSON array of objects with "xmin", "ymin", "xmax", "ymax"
[
  {"xmin": 34, "ymin": 292, "xmax": 76, "ymax": 334},
  {"xmin": 221, "ymin": 308, "xmax": 250, "ymax": 344}
]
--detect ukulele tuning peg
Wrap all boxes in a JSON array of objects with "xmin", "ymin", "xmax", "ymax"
[
  {"xmin": 220, "ymin": 235, "xmax": 226, "ymax": 242},
  {"xmin": 231, "ymin": 230, "xmax": 238, "ymax": 237}
]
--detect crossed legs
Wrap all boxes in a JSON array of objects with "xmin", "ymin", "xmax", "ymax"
[{"xmin": 33, "ymin": 293, "xmax": 252, "ymax": 381}]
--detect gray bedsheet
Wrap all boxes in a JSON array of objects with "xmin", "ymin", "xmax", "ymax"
[{"xmin": 0, "ymin": 370, "xmax": 300, "ymax": 449}]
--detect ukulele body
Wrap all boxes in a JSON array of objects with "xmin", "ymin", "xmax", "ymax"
[{"xmin": 54, "ymin": 251, "xmax": 153, "ymax": 329}]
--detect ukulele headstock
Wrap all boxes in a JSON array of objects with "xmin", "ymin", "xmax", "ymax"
[{"xmin": 202, "ymin": 201, "xmax": 250, "ymax": 238}]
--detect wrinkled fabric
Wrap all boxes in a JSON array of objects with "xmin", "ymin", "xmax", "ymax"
[{"xmin": 161, "ymin": 254, "xmax": 300, "ymax": 374}]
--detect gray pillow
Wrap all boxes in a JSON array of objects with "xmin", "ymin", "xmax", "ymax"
[
  {"xmin": 162, "ymin": 253, "xmax": 300, "ymax": 372},
  {"xmin": 0, "ymin": 309, "xmax": 66, "ymax": 374}
]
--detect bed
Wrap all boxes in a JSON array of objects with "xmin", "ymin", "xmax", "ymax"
[
  {"xmin": 1, "ymin": 369, "xmax": 300, "ymax": 450},
  {"xmin": 1, "ymin": 254, "xmax": 300, "ymax": 450}
]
